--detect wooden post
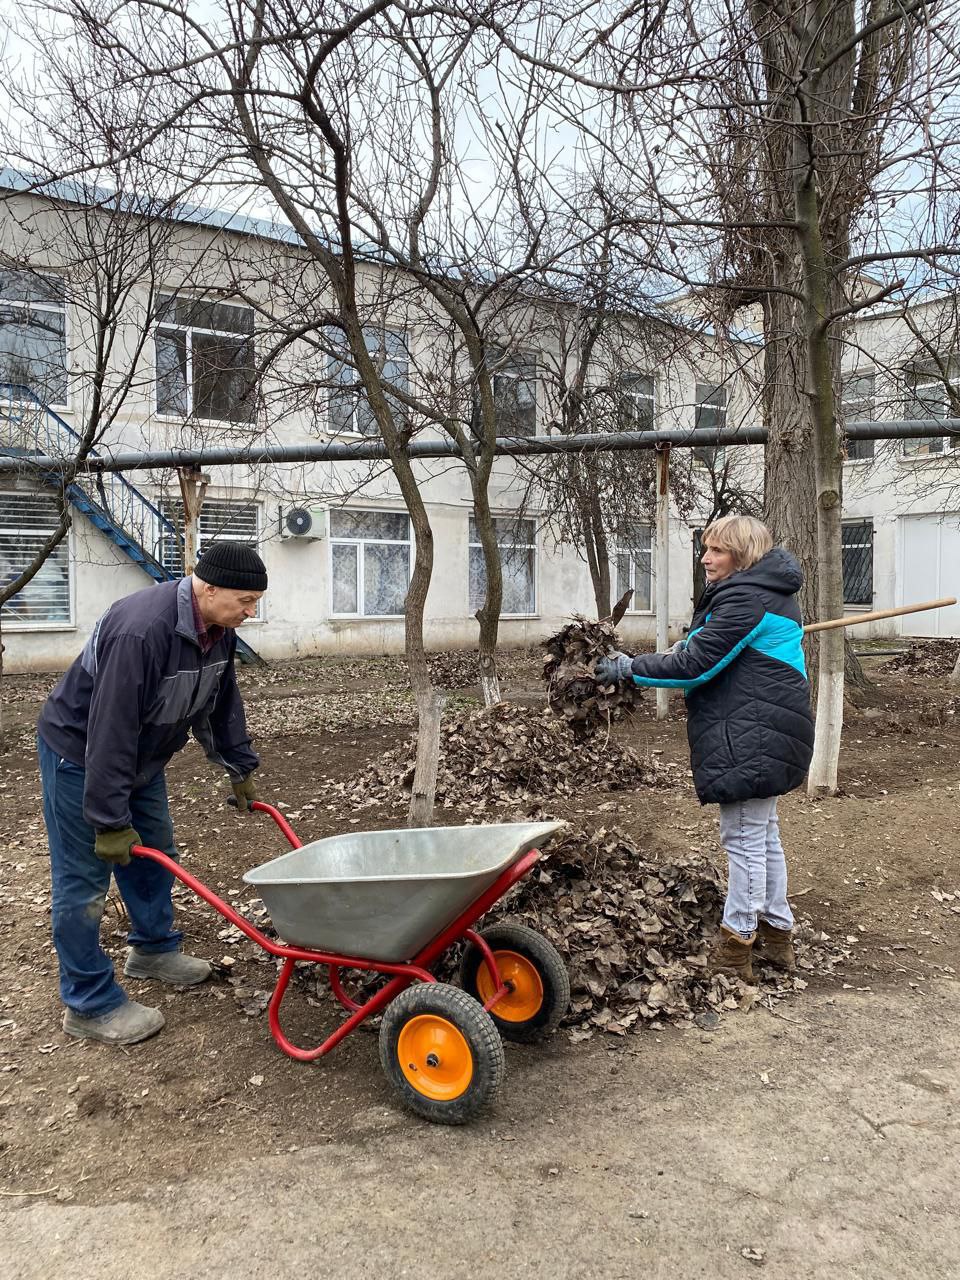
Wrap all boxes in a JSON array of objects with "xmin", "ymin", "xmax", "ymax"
[
  {"xmin": 655, "ymin": 445, "xmax": 670, "ymax": 721},
  {"xmin": 177, "ymin": 466, "xmax": 210, "ymax": 574}
]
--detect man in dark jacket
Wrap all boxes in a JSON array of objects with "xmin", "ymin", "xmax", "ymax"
[
  {"xmin": 596, "ymin": 516, "xmax": 814, "ymax": 982},
  {"xmin": 37, "ymin": 541, "xmax": 267, "ymax": 1045}
]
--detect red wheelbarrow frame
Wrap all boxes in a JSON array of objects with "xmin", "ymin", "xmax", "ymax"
[{"xmin": 132, "ymin": 801, "xmax": 540, "ymax": 1063}]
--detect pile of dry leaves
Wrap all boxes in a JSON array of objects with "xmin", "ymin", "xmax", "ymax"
[
  {"xmin": 329, "ymin": 702, "xmax": 676, "ymax": 815},
  {"xmin": 542, "ymin": 616, "xmax": 646, "ymax": 739},
  {"xmin": 481, "ymin": 822, "xmax": 838, "ymax": 1037},
  {"xmin": 225, "ymin": 818, "xmax": 845, "ymax": 1036},
  {"xmin": 886, "ymin": 639, "xmax": 960, "ymax": 679}
]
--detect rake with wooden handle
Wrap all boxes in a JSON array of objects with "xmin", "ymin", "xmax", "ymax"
[{"xmin": 803, "ymin": 597, "xmax": 957, "ymax": 633}]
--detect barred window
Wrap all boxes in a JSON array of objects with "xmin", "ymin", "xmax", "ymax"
[
  {"xmin": 840, "ymin": 372, "xmax": 876, "ymax": 461},
  {"xmin": 469, "ymin": 516, "xmax": 537, "ymax": 616},
  {"xmin": 330, "ymin": 509, "xmax": 410, "ymax": 616},
  {"xmin": 612, "ymin": 525, "xmax": 653, "ymax": 611},
  {"xmin": 326, "ymin": 327, "xmax": 408, "ymax": 437},
  {"xmin": 618, "ymin": 373, "xmax": 655, "ymax": 431},
  {"xmin": 842, "ymin": 520, "xmax": 873, "ymax": 606},
  {"xmin": 155, "ymin": 295, "xmax": 255, "ymax": 423},
  {"xmin": 0, "ymin": 491, "xmax": 71, "ymax": 625},
  {"xmin": 158, "ymin": 497, "xmax": 260, "ymax": 578},
  {"xmin": 0, "ymin": 270, "xmax": 68, "ymax": 406}
]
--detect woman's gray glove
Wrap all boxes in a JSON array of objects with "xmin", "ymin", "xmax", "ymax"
[{"xmin": 594, "ymin": 651, "xmax": 635, "ymax": 686}]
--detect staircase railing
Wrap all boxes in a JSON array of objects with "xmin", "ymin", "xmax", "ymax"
[
  {"xmin": 0, "ymin": 383, "xmax": 261, "ymax": 662},
  {"xmin": 0, "ymin": 383, "xmax": 181, "ymax": 565}
]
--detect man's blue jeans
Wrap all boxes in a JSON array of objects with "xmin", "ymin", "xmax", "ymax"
[{"xmin": 38, "ymin": 736, "xmax": 182, "ymax": 1016}]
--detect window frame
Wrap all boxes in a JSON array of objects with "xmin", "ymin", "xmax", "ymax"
[
  {"xmin": 0, "ymin": 488, "xmax": 74, "ymax": 630},
  {"xmin": 328, "ymin": 507, "xmax": 412, "ymax": 619},
  {"xmin": 154, "ymin": 294, "xmax": 256, "ymax": 425},
  {"xmin": 901, "ymin": 362, "xmax": 960, "ymax": 458},
  {"xmin": 158, "ymin": 496, "xmax": 264, "ymax": 619},
  {"xmin": 0, "ymin": 269, "xmax": 69, "ymax": 409},
  {"xmin": 611, "ymin": 524, "xmax": 654, "ymax": 614},
  {"xmin": 467, "ymin": 514, "xmax": 539, "ymax": 618},
  {"xmin": 325, "ymin": 326, "xmax": 409, "ymax": 438},
  {"xmin": 840, "ymin": 371, "xmax": 876, "ymax": 463},
  {"xmin": 693, "ymin": 382, "xmax": 728, "ymax": 469},
  {"xmin": 489, "ymin": 347, "xmax": 538, "ymax": 438},
  {"xmin": 618, "ymin": 372, "xmax": 656, "ymax": 431},
  {"xmin": 841, "ymin": 518, "xmax": 874, "ymax": 607}
]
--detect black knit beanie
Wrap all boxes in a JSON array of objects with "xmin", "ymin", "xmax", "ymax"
[{"xmin": 194, "ymin": 541, "xmax": 268, "ymax": 592}]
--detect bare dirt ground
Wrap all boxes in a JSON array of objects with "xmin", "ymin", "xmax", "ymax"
[{"xmin": 1, "ymin": 645, "xmax": 958, "ymax": 1277}]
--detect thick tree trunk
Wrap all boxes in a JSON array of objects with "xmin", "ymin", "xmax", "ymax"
[
  {"xmin": 950, "ymin": 649, "xmax": 960, "ymax": 689},
  {"xmin": 762, "ymin": 288, "xmax": 819, "ymax": 631},
  {"xmin": 795, "ymin": 141, "xmax": 846, "ymax": 797}
]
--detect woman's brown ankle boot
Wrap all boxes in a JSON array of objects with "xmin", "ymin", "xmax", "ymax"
[
  {"xmin": 707, "ymin": 925, "xmax": 756, "ymax": 982},
  {"xmin": 755, "ymin": 919, "xmax": 797, "ymax": 972}
]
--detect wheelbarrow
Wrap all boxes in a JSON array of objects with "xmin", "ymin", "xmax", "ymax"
[{"xmin": 131, "ymin": 802, "xmax": 569, "ymax": 1124}]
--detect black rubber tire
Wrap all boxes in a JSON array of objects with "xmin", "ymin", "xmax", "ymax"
[
  {"xmin": 459, "ymin": 922, "xmax": 570, "ymax": 1043},
  {"xmin": 378, "ymin": 982, "xmax": 505, "ymax": 1125}
]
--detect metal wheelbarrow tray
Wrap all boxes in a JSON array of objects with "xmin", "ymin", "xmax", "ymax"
[
  {"xmin": 242, "ymin": 821, "xmax": 563, "ymax": 962},
  {"xmin": 131, "ymin": 802, "xmax": 570, "ymax": 1125}
]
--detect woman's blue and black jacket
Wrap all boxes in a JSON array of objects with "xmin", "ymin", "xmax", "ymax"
[{"xmin": 628, "ymin": 547, "xmax": 814, "ymax": 805}]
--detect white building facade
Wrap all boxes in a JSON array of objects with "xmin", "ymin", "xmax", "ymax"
[{"xmin": 1, "ymin": 184, "xmax": 957, "ymax": 674}]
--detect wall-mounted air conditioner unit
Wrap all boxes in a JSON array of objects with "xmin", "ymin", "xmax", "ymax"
[{"xmin": 280, "ymin": 505, "xmax": 326, "ymax": 540}]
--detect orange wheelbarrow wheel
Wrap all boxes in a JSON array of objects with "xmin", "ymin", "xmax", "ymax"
[
  {"xmin": 460, "ymin": 922, "xmax": 570, "ymax": 1044},
  {"xmin": 379, "ymin": 983, "xmax": 505, "ymax": 1124}
]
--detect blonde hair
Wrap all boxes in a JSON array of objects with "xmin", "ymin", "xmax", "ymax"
[{"xmin": 702, "ymin": 515, "xmax": 773, "ymax": 571}]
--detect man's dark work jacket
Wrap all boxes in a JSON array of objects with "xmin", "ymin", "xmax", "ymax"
[
  {"xmin": 628, "ymin": 548, "xmax": 814, "ymax": 805},
  {"xmin": 38, "ymin": 577, "xmax": 258, "ymax": 830}
]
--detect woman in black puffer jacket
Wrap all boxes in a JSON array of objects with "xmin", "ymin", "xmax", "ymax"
[{"xmin": 595, "ymin": 515, "xmax": 814, "ymax": 982}]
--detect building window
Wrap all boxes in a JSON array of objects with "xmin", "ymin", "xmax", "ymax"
[
  {"xmin": 618, "ymin": 373, "xmax": 655, "ymax": 430},
  {"xmin": 0, "ymin": 270, "xmax": 68, "ymax": 406},
  {"xmin": 330, "ymin": 509, "xmax": 410, "ymax": 616},
  {"xmin": 155, "ymin": 295, "xmax": 255, "ymax": 423},
  {"xmin": 490, "ymin": 348, "xmax": 537, "ymax": 437},
  {"xmin": 327, "ymin": 328, "xmax": 408, "ymax": 437},
  {"xmin": 613, "ymin": 525, "xmax": 653, "ymax": 611},
  {"xmin": 903, "ymin": 361, "xmax": 960, "ymax": 456},
  {"xmin": 840, "ymin": 371, "xmax": 876, "ymax": 461},
  {"xmin": 468, "ymin": 515, "xmax": 537, "ymax": 616},
  {"xmin": 0, "ymin": 491, "xmax": 71, "ymax": 626},
  {"xmin": 159, "ymin": 497, "xmax": 262, "ymax": 618},
  {"xmin": 842, "ymin": 520, "xmax": 873, "ymax": 606},
  {"xmin": 694, "ymin": 383, "xmax": 727, "ymax": 467}
]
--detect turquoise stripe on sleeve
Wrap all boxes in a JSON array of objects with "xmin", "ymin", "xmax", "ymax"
[{"xmin": 630, "ymin": 618, "xmax": 765, "ymax": 691}]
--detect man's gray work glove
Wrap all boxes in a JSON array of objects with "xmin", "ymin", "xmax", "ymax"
[
  {"xmin": 594, "ymin": 651, "xmax": 635, "ymax": 687},
  {"xmin": 230, "ymin": 774, "xmax": 258, "ymax": 812},
  {"xmin": 95, "ymin": 825, "xmax": 141, "ymax": 866}
]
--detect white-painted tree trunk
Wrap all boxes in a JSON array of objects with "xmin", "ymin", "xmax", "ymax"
[
  {"xmin": 950, "ymin": 649, "xmax": 960, "ymax": 689},
  {"xmin": 655, "ymin": 447, "xmax": 671, "ymax": 720}
]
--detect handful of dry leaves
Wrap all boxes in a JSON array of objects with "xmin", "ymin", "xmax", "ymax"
[{"xmin": 542, "ymin": 611, "xmax": 645, "ymax": 739}]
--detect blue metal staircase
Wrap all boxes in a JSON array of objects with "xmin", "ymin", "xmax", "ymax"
[{"xmin": 0, "ymin": 384, "xmax": 261, "ymax": 663}]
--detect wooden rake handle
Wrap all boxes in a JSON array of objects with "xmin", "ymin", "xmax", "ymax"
[{"xmin": 803, "ymin": 597, "xmax": 957, "ymax": 634}]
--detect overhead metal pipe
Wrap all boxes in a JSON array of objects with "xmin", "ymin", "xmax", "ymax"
[{"xmin": 0, "ymin": 419, "xmax": 958, "ymax": 474}]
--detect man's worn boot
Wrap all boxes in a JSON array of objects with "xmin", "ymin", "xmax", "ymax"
[
  {"xmin": 707, "ymin": 925, "xmax": 756, "ymax": 982},
  {"xmin": 124, "ymin": 948, "xmax": 212, "ymax": 986},
  {"xmin": 63, "ymin": 999, "xmax": 165, "ymax": 1045},
  {"xmin": 755, "ymin": 919, "xmax": 797, "ymax": 973}
]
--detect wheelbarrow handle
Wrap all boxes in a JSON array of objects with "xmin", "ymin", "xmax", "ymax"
[{"xmin": 225, "ymin": 798, "xmax": 303, "ymax": 849}]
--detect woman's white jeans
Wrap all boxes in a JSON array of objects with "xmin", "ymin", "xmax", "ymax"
[{"xmin": 717, "ymin": 796, "xmax": 794, "ymax": 938}]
